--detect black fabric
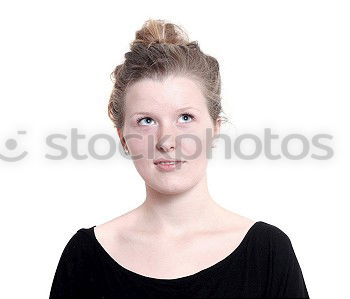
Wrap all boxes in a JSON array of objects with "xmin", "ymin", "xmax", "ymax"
[{"xmin": 49, "ymin": 221, "xmax": 309, "ymax": 298}]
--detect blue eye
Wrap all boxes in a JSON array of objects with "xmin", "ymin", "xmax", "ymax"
[
  {"xmin": 179, "ymin": 113, "xmax": 195, "ymax": 123},
  {"xmin": 136, "ymin": 117, "xmax": 155, "ymax": 126},
  {"xmin": 136, "ymin": 113, "xmax": 195, "ymax": 126}
]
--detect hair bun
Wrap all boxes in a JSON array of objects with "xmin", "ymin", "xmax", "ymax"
[{"xmin": 130, "ymin": 19, "xmax": 191, "ymax": 48}]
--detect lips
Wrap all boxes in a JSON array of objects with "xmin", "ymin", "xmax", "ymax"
[
  {"xmin": 153, "ymin": 159, "xmax": 186, "ymax": 165},
  {"xmin": 153, "ymin": 160, "xmax": 186, "ymax": 172}
]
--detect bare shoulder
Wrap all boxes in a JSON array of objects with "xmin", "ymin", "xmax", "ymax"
[
  {"xmin": 216, "ymin": 208, "xmax": 257, "ymax": 233},
  {"xmin": 94, "ymin": 208, "xmax": 139, "ymax": 243}
]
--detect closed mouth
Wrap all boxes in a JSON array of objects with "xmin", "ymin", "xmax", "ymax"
[{"xmin": 154, "ymin": 161, "xmax": 186, "ymax": 165}]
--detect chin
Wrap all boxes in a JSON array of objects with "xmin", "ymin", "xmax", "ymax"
[
  {"xmin": 152, "ymin": 185, "xmax": 189, "ymax": 195},
  {"xmin": 148, "ymin": 178, "xmax": 195, "ymax": 195}
]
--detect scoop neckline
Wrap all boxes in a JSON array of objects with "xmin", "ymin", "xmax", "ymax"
[{"xmin": 87, "ymin": 220, "xmax": 263, "ymax": 284}]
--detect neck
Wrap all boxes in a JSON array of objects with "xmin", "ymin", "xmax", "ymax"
[{"xmin": 137, "ymin": 173, "xmax": 229, "ymax": 237}]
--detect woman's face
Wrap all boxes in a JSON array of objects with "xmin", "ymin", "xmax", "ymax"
[{"xmin": 118, "ymin": 75, "xmax": 220, "ymax": 195}]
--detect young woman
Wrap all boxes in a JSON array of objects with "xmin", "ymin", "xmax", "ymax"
[{"xmin": 49, "ymin": 19, "xmax": 309, "ymax": 298}]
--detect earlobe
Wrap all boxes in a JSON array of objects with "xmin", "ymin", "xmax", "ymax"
[
  {"xmin": 211, "ymin": 119, "xmax": 221, "ymax": 148},
  {"xmin": 117, "ymin": 128, "xmax": 124, "ymax": 142},
  {"xmin": 214, "ymin": 118, "xmax": 221, "ymax": 136},
  {"xmin": 117, "ymin": 128, "xmax": 127, "ymax": 148}
]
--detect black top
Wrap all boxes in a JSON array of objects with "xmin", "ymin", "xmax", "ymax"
[{"xmin": 49, "ymin": 221, "xmax": 309, "ymax": 298}]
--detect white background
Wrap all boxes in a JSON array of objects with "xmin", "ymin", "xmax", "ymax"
[{"xmin": 0, "ymin": 0, "xmax": 349, "ymax": 298}]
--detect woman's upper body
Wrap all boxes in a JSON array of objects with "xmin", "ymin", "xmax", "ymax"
[
  {"xmin": 48, "ymin": 19, "xmax": 309, "ymax": 299},
  {"xmin": 49, "ymin": 214, "xmax": 309, "ymax": 298}
]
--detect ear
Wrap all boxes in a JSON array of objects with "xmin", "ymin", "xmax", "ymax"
[
  {"xmin": 117, "ymin": 127, "xmax": 126, "ymax": 147},
  {"xmin": 214, "ymin": 118, "xmax": 221, "ymax": 137}
]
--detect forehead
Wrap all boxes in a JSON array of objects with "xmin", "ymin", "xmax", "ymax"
[{"xmin": 124, "ymin": 75, "xmax": 205, "ymax": 113}]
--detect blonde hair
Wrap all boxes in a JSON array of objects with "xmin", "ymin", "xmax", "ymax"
[{"xmin": 108, "ymin": 19, "xmax": 229, "ymax": 129}]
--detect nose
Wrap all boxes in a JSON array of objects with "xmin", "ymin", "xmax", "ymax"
[{"xmin": 156, "ymin": 123, "xmax": 177, "ymax": 153}]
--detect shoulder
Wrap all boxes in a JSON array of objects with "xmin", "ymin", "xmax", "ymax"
[
  {"xmin": 247, "ymin": 221, "xmax": 295, "ymax": 256},
  {"xmin": 261, "ymin": 220, "xmax": 289, "ymax": 236},
  {"xmin": 255, "ymin": 223, "xmax": 309, "ymax": 297},
  {"xmin": 58, "ymin": 226, "xmax": 96, "ymax": 260},
  {"xmin": 261, "ymin": 221, "xmax": 294, "ymax": 251},
  {"xmin": 51, "ymin": 227, "xmax": 96, "ymax": 280},
  {"xmin": 253, "ymin": 221, "xmax": 291, "ymax": 241},
  {"xmin": 50, "ymin": 227, "xmax": 98, "ymax": 298}
]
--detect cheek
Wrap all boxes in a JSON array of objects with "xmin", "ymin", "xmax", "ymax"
[
  {"xmin": 129, "ymin": 141, "xmax": 153, "ymax": 177},
  {"xmin": 126, "ymin": 131, "xmax": 155, "ymax": 159},
  {"xmin": 181, "ymin": 132, "xmax": 210, "ymax": 161},
  {"xmin": 128, "ymin": 138, "xmax": 148, "ymax": 156},
  {"xmin": 127, "ymin": 133, "xmax": 157, "ymax": 171}
]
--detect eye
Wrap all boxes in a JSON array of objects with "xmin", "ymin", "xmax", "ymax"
[
  {"xmin": 136, "ymin": 113, "xmax": 195, "ymax": 126},
  {"xmin": 179, "ymin": 113, "xmax": 195, "ymax": 123},
  {"xmin": 136, "ymin": 117, "xmax": 155, "ymax": 126}
]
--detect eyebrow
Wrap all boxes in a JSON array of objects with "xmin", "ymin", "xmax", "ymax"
[{"xmin": 130, "ymin": 106, "xmax": 201, "ymax": 117}]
